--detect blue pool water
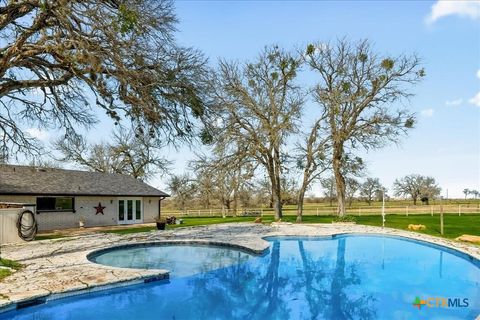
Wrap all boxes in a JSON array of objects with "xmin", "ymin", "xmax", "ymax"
[
  {"xmin": 90, "ymin": 244, "xmax": 254, "ymax": 277},
  {"xmin": 1, "ymin": 235, "xmax": 479, "ymax": 320}
]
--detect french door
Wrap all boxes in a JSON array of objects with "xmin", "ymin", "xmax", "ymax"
[{"xmin": 118, "ymin": 198, "xmax": 142, "ymax": 224}]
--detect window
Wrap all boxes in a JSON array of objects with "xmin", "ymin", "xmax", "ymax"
[
  {"xmin": 36, "ymin": 197, "xmax": 75, "ymax": 212},
  {"xmin": 127, "ymin": 200, "xmax": 133, "ymax": 220},
  {"xmin": 135, "ymin": 200, "xmax": 141, "ymax": 220},
  {"xmin": 119, "ymin": 200, "xmax": 125, "ymax": 221}
]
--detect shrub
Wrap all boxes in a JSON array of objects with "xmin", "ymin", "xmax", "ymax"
[{"xmin": 332, "ymin": 215, "xmax": 356, "ymax": 223}]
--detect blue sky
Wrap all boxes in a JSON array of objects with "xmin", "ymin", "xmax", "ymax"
[{"xmin": 27, "ymin": 0, "xmax": 480, "ymax": 198}]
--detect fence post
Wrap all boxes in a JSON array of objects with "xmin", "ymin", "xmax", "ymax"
[
  {"xmin": 431, "ymin": 205, "xmax": 433, "ymax": 216},
  {"xmin": 406, "ymin": 206, "xmax": 408, "ymax": 216},
  {"xmin": 458, "ymin": 205, "xmax": 461, "ymax": 216},
  {"xmin": 440, "ymin": 200, "xmax": 444, "ymax": 235},
  {"xmin": 316, "ymin": 207, "xmax": 319, "ymax": 216},
  {"xmin": 260, "ymin": 208, "xmax": 263, "ymax": 217},
  {"xmin": 358, "ymin": 207, "xmax": 361, "ymax": 216}
]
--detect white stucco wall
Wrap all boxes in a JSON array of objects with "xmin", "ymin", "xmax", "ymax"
[
  {"xmin": 143, "ymin": 197, "xmax": 161, "ymax": 223},
  {"xmin": 0, "ymin": 195, "xmax": 163, "ymax": 231}
]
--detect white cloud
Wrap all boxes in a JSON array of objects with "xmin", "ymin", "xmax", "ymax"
[
  {"xmin": 421, "ymin": 108, "xmax": 435, "ymax": 117},
  {"xmin": 477, "ymin": 69, "xmax": 480, "ymax": 79},
  {"xmin": 426, "ymin": 0, "xmax": 480, "ymax": 24},
  {"xmin": 469, "ymin": 91, "xmax": 480, "ymax": 106},
  {"xmin": 445, "ymin": 98, "xmax": 463, "ymax": 106},
  {"xmin": 25, "ymin": 128, "xmax": 49, "ymax": 141}
]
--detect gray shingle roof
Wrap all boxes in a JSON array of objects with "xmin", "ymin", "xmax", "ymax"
[{"xmin": 0, "ymin": 165, "xmax": 169, "ymax": 197}]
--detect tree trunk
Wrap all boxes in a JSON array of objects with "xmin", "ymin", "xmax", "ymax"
[
  {"xmin": 296, "ymin": 189, "xmax": 306, "ymax": 222},
  {"xmin": 221, "ymin": 199, "xmax": 226, "ymax": 218},
  {"xmin": 413, "ymin": 196, "xmax": 417, "ymax": 205},
  {"xmin": 296, "ymin": 171, "xmax": 310, "ymax": 222},
  {"xmin": 233, "ymin": 191, "xmax": 238, "ymax": 216},
  {"xmin": 272, "ymin": 185, "xmax": 282, "ymax": 220},
  {"xmin": 333, "ymin": 143, "xmax": 346, "ymax": 217},
  {"xmin": 267, "ymin": 151, "xmax": 283, "ymax": 220}
]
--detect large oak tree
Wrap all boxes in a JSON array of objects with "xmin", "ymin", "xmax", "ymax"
[
  {"xmin": 0, "ymin": 0, "xmax": 211, "ymax": 158},
  {"xmin": 211, "ymin": 46, "xmax": 304, "ymax": 220},
  {"xmin": 393, "ymin": 174, "xmax": 441, "ymax": 205},
  {"xmin": 304, "ymin": 39, "xmax": 425, "ymax": 216}
]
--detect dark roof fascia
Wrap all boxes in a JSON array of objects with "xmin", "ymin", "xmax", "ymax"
[{"xmin": 0, "ymin": 192, "xmax": 170, "ymax": 197}]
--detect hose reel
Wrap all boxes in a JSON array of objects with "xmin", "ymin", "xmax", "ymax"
[{"xmin": 16, "ymin": 209, "xmax": 38, "ymax": 241}]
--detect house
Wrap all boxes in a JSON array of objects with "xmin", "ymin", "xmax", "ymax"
[{"xmin": 0, "ymin": 164, "xmax": 169, "ymax": 231}]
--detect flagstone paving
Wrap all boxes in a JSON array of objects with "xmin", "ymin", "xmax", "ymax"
[{"xmin": 0, "ymin": 223, "xmax": 479, "ymax": 311}]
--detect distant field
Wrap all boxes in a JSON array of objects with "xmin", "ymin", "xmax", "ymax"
[{"xmin": 161, "ymin": 200, "xmax": 480, "ymax": 217}]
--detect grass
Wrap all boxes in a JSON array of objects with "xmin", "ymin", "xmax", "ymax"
[
  {"xmin": 0, "ymin": 258, "xmax": 23, "ymax": 281},
  {"xmin": 0, "ymin": 269, "xmax": 11, "ymax": 281},
  {"xmin": 102, "ymin": 214, "xmax": 480, "ymax": 240},
  {"xmin": 34, "ymin": 234, "xmax": 69, "ymax": 241},
  {"xmin": 360, "ymin": 214, "xmax": 480, "ymax": 239}
]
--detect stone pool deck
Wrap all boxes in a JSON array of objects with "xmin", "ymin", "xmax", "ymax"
[{"xmin": 0, "ymin": 223, "xmax": 479, "ymax": 312}]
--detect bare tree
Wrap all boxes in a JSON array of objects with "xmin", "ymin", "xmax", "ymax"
[
  {"xmin": 167, "ymin": 174, "xmax": 197, "ymax": 212},
  {"xmin": 55, "ymin": 127, "xmax": 170, "ymax": 181},
  {"xmin": 393, "ymin": 174, "xmax": 441, "ymax": 205},
  {"xmin": 191, "ymin": 149, "xmax": 255, "ymax": 216},
  {"xmin": 194, "ymin": 169, "xmax": 216, "ymax": 209},
  {"xmin": 0, "ymin": 0, "xmax": 212, "ymax": 157},
  {"xmin": 211, "ymin": 46, "xmax": 304, "ymax": 220},
  {"xmin": 320, "ymin": 176, "xmax": 336, "ymax": 207},
  {"xmin": 472, "ymin": 190, "xmax": 480, "ymax": 199},
  {"xmin": 345, "ymin": 177, "xmax": 360, "ymax": 208},
  {"xmin": 360, "ymin": 178, "xmax": 384, "ymax": 205},
  {"xmin": 295, "ymin": 118, "xmax": 330, "ymax": 221},
  {"xmin": 55, "ymin": 135, "xmax": 119, "ymax": 173},
  {"xmin": 28, "ymin": 158, "xmax": 63, "ymax": 169},
  {"xmin": 304, "ymin": 39, "xmax": 424, "ymax": 216},
  {"xmin": 255, "ymin": 176, "xmax": 274, "ymax": 208}
]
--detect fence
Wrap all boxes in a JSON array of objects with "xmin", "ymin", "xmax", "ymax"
[
  {"xmin": 0, "ymin": 208, "xmax": 23, "ymax": 244},
  {"xmin": 161, "ymin": 204, "xmax": 480, "ymax": 217}
]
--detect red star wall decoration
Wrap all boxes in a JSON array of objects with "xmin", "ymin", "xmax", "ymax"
[{"xmin": 94, "ymin": 202, "xmax": 106, "ymax": 215}]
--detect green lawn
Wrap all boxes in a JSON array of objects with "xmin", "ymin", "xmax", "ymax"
[
  {"xmin": 0, "ymin": 258, "xmax": 23, "ymax": 281},
  {"xmin": 103, "ymin": 214, "xmax": 480, "ymax": 239},
  {"xmin": 34, "ymin": 234, "xmax": 69, "ymax": 241}
]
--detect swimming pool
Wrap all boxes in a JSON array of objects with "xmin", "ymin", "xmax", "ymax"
[
  {"xmin": 1, "ymin": 234, "xmax": 479, "ymax": 319},
  {"xmin": 89, "ymin": 243, "xmax": 255, "ymax": 277}
]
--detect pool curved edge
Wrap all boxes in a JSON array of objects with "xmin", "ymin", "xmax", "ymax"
[
  {"xmin": 86, "ymin": 239, "xmax": 270, "ymax": 264},
  {"xmin": 263, "ymin": 232, "xmax": 480, "ymax": 268},
  {"xmin": 0, "ymin": 239, "xmax": 270, "ymax": 315}
]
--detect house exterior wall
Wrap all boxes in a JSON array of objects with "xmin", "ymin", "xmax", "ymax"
[
  {"xmin": 0, "ymin": 195, "xmax": 162, "ymax": 231},
  {"xmin": 143, "ymin": 197, "xmax": 161, "ymax": 223}
]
